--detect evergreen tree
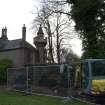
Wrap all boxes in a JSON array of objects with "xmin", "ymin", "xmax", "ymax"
[{"xmin": 67, "ymin": 0, "xmax": 105, "ymax": 58}]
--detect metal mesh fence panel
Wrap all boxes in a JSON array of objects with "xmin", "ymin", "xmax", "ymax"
[
  {"xmin": 7, "ymin": 68, "xmax": 27, "ymax": 92},
  {"xmin": 29, "ymin": 65, "xmax": 70, "ymax": 96},
  {"xmin": 7, "ymin": 64, "xmax": 72, "ymax": 96}
]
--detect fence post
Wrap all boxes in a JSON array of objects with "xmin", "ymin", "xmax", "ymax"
[
  {"xmin": 67, "ymin": 65, "xmax": 72, "ymax": 97},
  {"xmin": 7, "ymin": 68, "xmax": 9, "ymax": 90},
  {"xmin": 26, "ymin": 66, "xmax": 29, "ymax": 93}
]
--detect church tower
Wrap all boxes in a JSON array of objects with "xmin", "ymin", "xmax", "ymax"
[{"xmin": 34, "ymin": 25, "xmax": 47, "ymax": 64}]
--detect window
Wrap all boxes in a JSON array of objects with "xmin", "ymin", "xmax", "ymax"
[{"xmin": 91, "ymin": 60, "xmax": 105, "ymax": 76}]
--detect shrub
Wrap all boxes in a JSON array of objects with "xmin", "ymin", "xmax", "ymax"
[{"xmin": 0, "ymin": 59, "xmax": 12, "ymax": 84}]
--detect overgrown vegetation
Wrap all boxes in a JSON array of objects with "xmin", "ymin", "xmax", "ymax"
[{"xmin": 0, "ymin": 59, "xmax": 12, "ymax": 84}]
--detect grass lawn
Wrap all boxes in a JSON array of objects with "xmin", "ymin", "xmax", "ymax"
[{"xmin": 0, "ymin": 90, "xmax": 89, "ymax": 105}]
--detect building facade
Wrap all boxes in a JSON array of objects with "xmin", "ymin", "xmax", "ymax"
[{"xmin": 0, "ymin": 25, "xmax": 47, "ymax": 68}]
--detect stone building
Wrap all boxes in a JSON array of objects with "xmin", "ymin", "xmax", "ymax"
[{"xmin": 0, "ymin": 25, "xmax": 47, "ymax": 68}]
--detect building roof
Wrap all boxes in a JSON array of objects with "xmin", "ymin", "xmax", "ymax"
[{"xmin": 0, "ymin": 39, "xmax": 35, "ymax": 51}]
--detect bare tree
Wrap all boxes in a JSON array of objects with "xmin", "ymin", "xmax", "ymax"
[
  {"xmin": 33, "ymin": 0, "xmax": 75, "ymax": 63},
  {"xmin": 60, "ymin": 47, "xmax": 80, "ymax": 64}
]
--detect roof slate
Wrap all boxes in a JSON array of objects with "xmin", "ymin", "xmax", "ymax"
[{"xmin": 0, "ymin": 39, "xmax": 35, "ymax": 51}]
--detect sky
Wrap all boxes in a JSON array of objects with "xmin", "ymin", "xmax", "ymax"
[
  {"xmin": 0, "ymin": 0, "xmax": 36, "ymax": 41},
  {"xmin": 0, "ymin": 0, "xmax": 82, "ymax": 56}
]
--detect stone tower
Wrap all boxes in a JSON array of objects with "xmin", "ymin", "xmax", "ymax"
[{"xmin": 34, "ymin": 25, "xmax": 47, "ymax": 64}]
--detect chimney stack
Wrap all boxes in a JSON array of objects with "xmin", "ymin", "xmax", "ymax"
[
  {"xmin": 1, "ymin": 27, "xmax": 8, "ymax": 40},
  {"xmin": 22, "ymin": 24, "xmax": 26, "ymax": 41}
]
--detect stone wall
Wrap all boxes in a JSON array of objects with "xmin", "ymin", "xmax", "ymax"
[{"xmin": 0, "ymin": 49, "xmax": 24, "ymax": 68}]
